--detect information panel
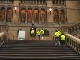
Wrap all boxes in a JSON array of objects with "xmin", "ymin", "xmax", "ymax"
[{"xmin": 18, "ymin": 30, "xmax": 25, "ymax": 40}]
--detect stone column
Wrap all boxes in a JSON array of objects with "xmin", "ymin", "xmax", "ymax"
[
  {"xmin": 26, "ymin": 8, "xmax": 28, "ymax": 24},
  {"xmin": 39, "ymin": 8, "xmax": 41, "ymax": 24},
  {"xmin": 58, "ymin": 9, "xmax": 60, "ymax": 24},
  {"xmin": 44, "ymin": 8, "xmax": 47, "ymax": 25},
  {"xmin": 12, "ymin": 0, "xmax": 20, "ymax": 24},
  {"xmin": 32, "ymin": 8, "xmax": 34, "ymax": 24},
  {"xmin": 4, "ymin": 6, "xmax": 7, "ymax": 23},
  {"xmin": 46, "ymin": 1, "xmax": 53, "ymax": 24}
]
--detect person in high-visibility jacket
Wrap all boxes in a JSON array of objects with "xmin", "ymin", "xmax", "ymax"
[
  {"xmin": 60, "ymin": 33, "xmax": 66, "ymax": 51},
  {"xmin": 30, "ymin": 24, "xmax": 36, "ymax": 37},
  {"xmin": 37, "ymin": 29, "xmax": 41, "ymax": 40},
  {"xmin": 55, "ymin": 30, "xmax": 60, "ymax": 45},
  {"xmin": 30, "ymin": 28, "xmax": 35, "ymax": 40},
  {"xmin": 58, "ymin": 29, "xmax": 62, "ymax": 44},
  {"xmin": 31, "ymin": 29, "xmax": 34, "ymax": 34},
  {"xmin": 40, "ymin": 28, "xmax": 44, "ymax": 40},
  {"xmin": 58, "ymin": 29, "xmax": 61, "ymax": 36}
]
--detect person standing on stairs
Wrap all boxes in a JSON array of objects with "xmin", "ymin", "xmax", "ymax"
[
  {"xmin": 30, "ymin": 28, "xmax": 34, "ymax": 40},
  {"xmin": 60, "ymin": 33, "xmax": 66, "ymax": 51},
  {"xmin": 37, "ymin": 29, "xmax": 41, "ymax": 40},
  {"xmin": 58, "ymin": 29, "xmax": 62, "ymax": 45},
  {"xmin": 40, "ymin": 28, "xmax": 44, "ymax": 40},
  {"xmin": 54, "ymin": 30, "xmax": 60, "ymax": 45},
  {"xmin": 30, "ymin": 24, "xmax": 36, "ymax": 40}
]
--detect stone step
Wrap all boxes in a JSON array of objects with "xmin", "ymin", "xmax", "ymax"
[{"xmin": 0, "ymin": 40, "xmax": 79, "ymax": 59}]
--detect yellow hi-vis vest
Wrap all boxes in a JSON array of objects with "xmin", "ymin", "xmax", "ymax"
[
  {"xmin": 31, "ymin": 30, "xmax": 34, "ymax": 34},
  {"xmin": 61, "ymin": 35, "xmax": 65, "ymax": 40},
  {"xmin": 58, "ymin": 31, "xmax": 61, "ymax": 35},
  {"xmin": 40, "ymin": 30, "xmax": 44, "ymax": 34},
  {"xmin": 55, "ymin": 32, "xmax": 59, "ymax": 37},
  {"xmin": 37, "ymin": 30, "xmax": 40, "ymax": 35}
]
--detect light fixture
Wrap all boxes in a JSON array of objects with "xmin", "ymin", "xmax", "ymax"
[
  {"xmin": 15, "ymin": 7, "xmax": 17, "ymax": 14},
  {"xmin": 49, "ymin": 8, "xmax": 52, "ymax": 14}
]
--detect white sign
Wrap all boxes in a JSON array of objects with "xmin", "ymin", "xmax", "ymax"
[{"xmin": 18, "ymin": 30, "xmax": 25, "ymax": 40}]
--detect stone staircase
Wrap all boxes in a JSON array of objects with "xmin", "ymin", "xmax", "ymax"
[{"xmin": 0, "ymin": 40, "xmax": 80, "ymax": 59}]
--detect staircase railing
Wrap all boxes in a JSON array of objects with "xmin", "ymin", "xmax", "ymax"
[
  {"xmin": 61, "ymin": 23, "xmax": 80, "ymax": 54},
  {"xmin": 65, "ymin": 32, "xmax": 80, "ymax": 55},
  {"xmin": 61, "ymin": 23, "xmax": 80, "ymax": 35},
  {"xmin": 0, "ymin": 32, "xmax": 5, "ymax": 46}
]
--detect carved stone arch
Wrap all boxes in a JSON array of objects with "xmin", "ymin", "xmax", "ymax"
[
  {"xmin": 42, "ymin": 7, "xmax": 47, "ymax": 23},
  {"xmin": 27, "ymin": 6, "xmax": 33, "ymax": 9},
  {"xmin": 73, "ymin": 24, "xmax": 78, "ymax": 31},
  {"xmin": 20, "ymin": 6, "xmax": 26, "ymax": 10},
  {"xmin": 40, "ymin": 7, "xmax": 46, "ymax": 23},
  {"xmin": 41, "ymin": 6, "xmax": 46, "ymax": 18},
  {"xmin": 27, "ymin": 6, "xmax": 33, "ymax": 16},
  {"xmin": 20, "ymin": 6, "xmax": 26, "ymax": 23},
  {"xmin": 53, "ymin": 7, "xmax": 59, "ymax": 23},
  {"xmin": 27, "ymin": 6, "xmax": 33, "ymax": 12},
  {"xmin": 40, "ymin": 6, "xmax": 46, "ymax": 11},
  {"xmin": 27, "ymin": 6, "xmax": 33, "ymax": 23},
  {"xmin": 33, "ymin": 6, "xmax": 40, "ymax": 11},
  {"xmin": 74, "ymin": 25, "xmax": 77, "ymax": 31},
  {"xmin": 60, "ymin": 7, "xmax": 66, "ymax": 24},
  {"xmin": 33, "ymin": 7, "xmax": 39, "ymax": 24},
  {"xmin": 6, "ymin": 6, "xmax": 13, "ymax": 22},
  {"xmin": 71, "ymin": 26, "xmax": 74, "ymax": 33},
  {"xmin": 68, "ymin": 27, "xmax": 71, "ymax": 34},
  {"xmin": 0, "ymin": 5, "xmax": 6, "ymax": 22},
  {"xmin": 78, "ymin": 23, "xmax": 80, "ymax": 30}
]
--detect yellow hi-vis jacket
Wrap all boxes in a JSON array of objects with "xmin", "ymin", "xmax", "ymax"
[
  {"xmin": 40, "ymin": 30, "xmax": 44, "ymax": 34},
  {"xmin": 31, "ymin": 30, "xmax": 34, "ymax": 34},
  {"xmin": 58, "ymin": 31, "xmax": 61, "ymax": 35},
  {"xmin": 61, "ymin": 35, "xmax": 65, "ymax": 40},
  {"xmin": 55, "ymin": 32, "xmax": 60, "ymax": 37},
  {"xmin": 37, "ymin": 30, "xmax": 40, "ymax": 35}
]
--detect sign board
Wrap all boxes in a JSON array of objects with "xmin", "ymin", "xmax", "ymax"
[{"xmin": 18, "ymin": 30, "xmax": 25, "ymax": 40}]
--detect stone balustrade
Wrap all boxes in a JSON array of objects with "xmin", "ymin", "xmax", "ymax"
[
  {"xmin": 0, "ymin": 32, "xmax": 5, "ymax": 46},
  {"xmin": 64, "ymin": 32, "xmax": 80, "ymax": 54}
]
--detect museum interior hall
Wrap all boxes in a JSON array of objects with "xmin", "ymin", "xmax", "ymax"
[{"xmin": 0, "ymin": 0, "xmax": 80, "ymax": 59}]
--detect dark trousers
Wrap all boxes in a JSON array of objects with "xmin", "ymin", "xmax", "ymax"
[
  {"xmin": 38, "ymin": 35, "xmax": 40, "ymax": 40},
  {"xmin": 31, "ymin": 34, "xmax": 35, "ymax": 40},
  {"xmin": 60, "ymin": 40, "xmax": 65, "ymax": 50},
  {"xmin": 55, "ymin": 37, "xmax": 60, "ymax": 45}
]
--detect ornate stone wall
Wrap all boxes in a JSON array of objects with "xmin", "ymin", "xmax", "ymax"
[
  {"xmin": 66, "ymin": 1, "xmax": 80, "ymax": 24},
  {"xmin": 8, "ymin": 26, "xmax": 60, "ymax": 40},
  {"xmin": 0, "ymin": 0, "xmax": 80, "ymax": 40}
]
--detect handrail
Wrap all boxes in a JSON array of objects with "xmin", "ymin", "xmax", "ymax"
[
  {"xmin": 64, "ymin": 32, "xmax": 80, "ymax": 54},
  {"xmin": 61, "ymin": 23, "xmax": 80, "ymax": 34}
]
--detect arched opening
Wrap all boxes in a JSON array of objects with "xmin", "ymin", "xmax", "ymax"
[
  {"xmin": 40, "ymin": 8, "xmax": 45, "ymax": 23},
  {"xmin": 0, "ymin": 7, "xmax": 5, "ymax": 21},
  {"xmin": 74, "ymin": 26, "xmax": 77, "ymax": 31},
  {"xmin": 20, "ymin": 8, "xmax": 26, "ymax": 23},
  {"xmin": 72, "ymin": 27, "xmax": 74, "ymax": 33},
  {"xmin": 27, "ymin": 8, "xmax": 32, "ymax": 23},
  {"xmin": 68, "ymin": 27, "xmax": 71, "ymax": 34},
  {"xmin": 53, "ymin": 9, "xmax": 59, "ymax": 23},
  {"xmin": 34, "ymin": 8, "xmax": 39, "ymax": 23},
  {"xmin": 60, "ymin": 9, "xmax": 65, "ymax": 23},
  {"xmin": 78, "ymin": 24, "xmax": 80, "ymax": 30},
  {"xmin": 6, "ymin": 7, "xmax": 12, "ymax": 22}
]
